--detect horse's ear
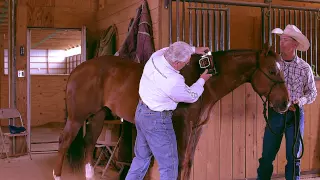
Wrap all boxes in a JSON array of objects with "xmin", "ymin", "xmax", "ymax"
[{"xmin": 261, "ymin": 42, "xmax": 272, "ymax": 56}]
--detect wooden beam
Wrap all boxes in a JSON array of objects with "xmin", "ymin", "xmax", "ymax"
[
  {"xmin": 8, "ymin": 0, "xmax": 17, "ymax": 154},
  {"xmin": 283, "ymin": 0, "xmax": 320, "ymax": 3},
  {"xmin": 0, "ymin": 2, "xmax": 7, "ymax": 7}
]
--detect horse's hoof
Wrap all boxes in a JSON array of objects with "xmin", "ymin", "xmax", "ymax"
[
  {"xmin": 53, "ymin": 170, "xmax": 61, "ymax": 180},
  {"xmin": 85, "ymin": 163, "xmax": 94, "ymax": 179}
]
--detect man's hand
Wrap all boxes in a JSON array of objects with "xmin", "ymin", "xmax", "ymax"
[
  {"xmin": 200, "ymin": 69, "xmax": 212, "ymax": 82},
  {"xmin": 288, "ymin": 104, "xmax": 296, "ymax": 111},
  {"xmin": 195, "ymin": 47, "xmax": 210, "ymax": 55},
  {"xmin": 289, "ymin": 99, "xmax": 299, "ymax": 111}
]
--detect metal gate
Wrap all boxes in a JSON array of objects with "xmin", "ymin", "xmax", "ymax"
[
  {"xmin": 166, "ymin": 0, "xmax": 320, "ymax": 76},
  {"xmin": 261, "ymin": 6, "xmax": 319, "ymax": 76},
  {"xmin": 168, "ymin": 0, "xmax": 230, "ymax": 52}
]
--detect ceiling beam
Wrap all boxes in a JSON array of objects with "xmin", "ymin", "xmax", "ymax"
[
  {"xmin": 31, "ymin": 30, "xmax": 61, "ymax": 48},
  {"xmin": 283, "ymin": 0, "xmax": 320, "ymax": 3}
]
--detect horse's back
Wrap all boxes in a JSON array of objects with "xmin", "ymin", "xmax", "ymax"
[{"xmin": 66, "ymin": 55, "xmax": 144, "ymax": 123}]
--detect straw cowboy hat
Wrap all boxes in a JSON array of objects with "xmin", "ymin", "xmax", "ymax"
[{"xmin": 271, "ymin": 24, "xmax": 310, "ymax": 51}]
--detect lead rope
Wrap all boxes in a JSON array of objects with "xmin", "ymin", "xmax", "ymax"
[
  {"xmin": 263, "ymin": 101, "xmax": 304, "ymax": 180},
  {"xmin": 292, "ymin": 104, "xmax": 304, "ymax": 180}
]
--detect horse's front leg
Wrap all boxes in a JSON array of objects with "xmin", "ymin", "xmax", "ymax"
[{"xmin": 84, "ymin": 110, "xmax": 106, "ymax": 179}]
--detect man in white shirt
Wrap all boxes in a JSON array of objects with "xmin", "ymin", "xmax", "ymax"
[{"xmin": 125, "ymin": 41, "xmax": 212, "ymax": 180}]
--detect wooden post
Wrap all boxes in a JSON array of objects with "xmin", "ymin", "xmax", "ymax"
[{"xmin": 8, "ymin": 0, "xmax": 17, "ymax": 154}]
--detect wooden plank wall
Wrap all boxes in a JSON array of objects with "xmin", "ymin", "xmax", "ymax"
[
  {"xmin": 146, "ymin": 0, "xmax": 320, "ymax": 179},
  {"xmin": 0, "ymin": 0, "xmax": 98, "ymax": 127},
  {"xmin": 96, "ymin": 0, "xmax": 161, "ymax": 50}
]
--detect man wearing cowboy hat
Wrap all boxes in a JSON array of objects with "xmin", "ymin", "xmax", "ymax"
[{"xmin": 257, "ymin": 24, "xmax": 317, "ymax": 180}]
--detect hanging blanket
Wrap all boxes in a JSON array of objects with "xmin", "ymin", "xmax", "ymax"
[
  {"xmin": 115, "ymin": 0, "xmax": 155, "ymax": 65},
  {"xmin": 94, "ymin": 24, "xmax": 117, "ymax": 57},
  {"xmin": 115, "ymin": 0, "xmax": 156, "ymax": 164}
]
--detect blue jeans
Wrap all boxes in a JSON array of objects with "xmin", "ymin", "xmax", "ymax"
[
  {"xmin": 257, "ymin": 106, "xmax": 304, "ymax": 180},
  {"xmin": 125, "ymin": 100, "xmax": 178, "ymax": 180}
]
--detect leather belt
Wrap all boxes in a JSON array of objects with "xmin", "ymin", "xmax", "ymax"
[{"xmin": 139, "ymin": 98, "xmax": 173, "ymax": 112}]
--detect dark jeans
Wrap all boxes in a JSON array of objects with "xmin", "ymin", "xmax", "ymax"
[{"xmin": 257, "ymin": 106, "xmax": 304, "ymax": 180}]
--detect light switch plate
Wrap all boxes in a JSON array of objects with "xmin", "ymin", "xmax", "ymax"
[{"xmin": 18, "ymin": 70, "xmax": 25, "ymax": 77}]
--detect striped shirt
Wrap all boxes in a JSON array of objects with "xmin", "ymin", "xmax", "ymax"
[{"xmin": 279, "ymin": 55, "xmax": 317, "ymax": 107}]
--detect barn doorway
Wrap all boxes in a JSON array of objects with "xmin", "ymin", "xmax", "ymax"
[{"xmin": 26, "ymin": 27, "xmax": 86, "ymax": 154}]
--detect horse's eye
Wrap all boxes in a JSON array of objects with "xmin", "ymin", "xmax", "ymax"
[{"xmin": 269, "ymin": 69, "xmax": 276, "ymax": 75}]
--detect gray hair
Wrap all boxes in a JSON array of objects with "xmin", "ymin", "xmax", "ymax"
[{"xmin": 164, "ymin": 41, "xmax": 195, "ymax": 63}]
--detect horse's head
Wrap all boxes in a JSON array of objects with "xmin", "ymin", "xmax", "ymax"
[{"xmin": 250, "ymin": 43, "xmax": 290, "ymax": 113}]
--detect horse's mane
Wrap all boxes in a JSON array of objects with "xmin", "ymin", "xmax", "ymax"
[{"xmin": 206, "ymin": 48, "xmax": 278, "ymax": 63}]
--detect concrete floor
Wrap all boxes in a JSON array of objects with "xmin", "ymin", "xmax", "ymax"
[
  {"xmin": 0, "ymin": 153, "xmax": 119, "ymax": 180},
  {"xmin": 1, "ymin": 123, "xmax": 320, "ymax": 180},
  {"xmin": 0, "ymin": 123, "xmax": 119, "ymax": 180},
  {"xmin": 0, "ymin": 152, "xmax": 320, "ymax": 180}
]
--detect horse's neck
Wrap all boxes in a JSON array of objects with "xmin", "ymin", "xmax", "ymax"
[{"xmin": 207, "ymin": 51, "xmax": 258, "ymax": 104}]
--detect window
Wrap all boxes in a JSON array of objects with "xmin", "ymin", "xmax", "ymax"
[{"xmin": 3, "ymin": 46, "xmax": 82, "ymax": 75}]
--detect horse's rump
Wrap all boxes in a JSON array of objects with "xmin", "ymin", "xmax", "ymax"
[{"xmin": 66, "ymin": 55, "xmax": 144, "ymax": 124}]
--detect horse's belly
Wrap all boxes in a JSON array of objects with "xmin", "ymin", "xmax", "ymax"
[{"xmin": 102, "ymin": 75, "xmax": 140, "ymax": 124}]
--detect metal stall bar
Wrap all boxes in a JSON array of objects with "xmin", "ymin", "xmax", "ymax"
[
  {"xmin": 261, "ymin": 6, "xmax": 319, "ymax": 77},
  {"xmin": 273, "ymin": 9, "xmax": 277, "ymax": 52},
  {"xmin": 168, "ymin": 0, "xmax": 319, "ymax": 75},
  {"xmin": 261, "ymin": 8, "xmax": 265, "ymax": 46},
  {"xmin": 310, "ymin": 11, "xmax": 312, "ymax": 69},
  {"xmin": 226, "ymin": 9, "xmax": 230, "ymax": 50},
  {"xmin": 188, "ymin": 0, "xmax": 192, "ymax": 45},
  {"xmin": 314, "ymin": 12, "xmax": 318, "ymax": 76},
  {"xmin": 214, "ymin": 5, "xmax": 218, "ymax": 51},
  {"xmin": 186, "ymin": 6, "xmax": 229, "ymax": 51},
  {"xmin": 219, "ymin": 5, "xmax": 224, "ymax": 51},
  {"xmin": 196, "ymin": 2, "xmax": 199, "ymax": 47},
  {"xmin": 299, "ymin": 10, "xmax": 303, "ymax": 58},
  {"xmin": 268, "ymin": 8, "xmax": 272, "ymax": 47},
  {"xmin": 202, "ymin": 2, "xmax": 205, "ymax": 47},
  {"xmin": 288, "ymin": 10, "xmax": 291, "ymax": 23},
  {"xmin": 305, "ymin": 11, "xmax": 308, "ymax": 64},
  {"xmin": 169, "ymin": 0, "xmax": 172, "ymax": 44},
  {"xmin": 169, "ymin": 0, "xmax": 320, "ymax": 11},
  {"xmin": 182, "ymin": 0, "xmax": 185, "ymax": 41},
  {"xmin": 208, "ymin": 3, "xmax": 213, "ymax": 51},
  {"xmin": 176, "ymin": 0, "xmax": 180, "ymax": 41},
  {"xmin": 294, "ymin": 10, "xmax": 297, "ymax": 25},
  {"xmin": 278, "ymin": 9, "xmax": 281, "ymax": 53}
]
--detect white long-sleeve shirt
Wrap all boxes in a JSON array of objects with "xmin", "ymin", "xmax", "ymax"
[{"xmin": 139, "ymin": 47, "xmax": 205, "ymax": 112}]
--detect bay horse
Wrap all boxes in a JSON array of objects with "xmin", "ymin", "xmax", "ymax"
[{"xmin": 53, "ymin": 43, "xmax": 290, "ymax": 180}]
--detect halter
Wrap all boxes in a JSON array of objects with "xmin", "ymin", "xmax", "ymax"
[
  {"xmin": 250, "ymin": 51, "xmax": 286, "ymax": 136},
  {"xmin": 251, "ymin": 52, "xmax": 304, "ymax": 166}
]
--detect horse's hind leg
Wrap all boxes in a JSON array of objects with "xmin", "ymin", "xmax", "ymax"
[
  {"xmin": 53, "ymin": 119, "xmax": 83, "ymax": 180},
  {"xmin": 83, "ymin": 109, "xmax": 106, "ymax": 179}
]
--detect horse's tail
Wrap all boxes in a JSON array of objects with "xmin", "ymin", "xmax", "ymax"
[
  {"xmin": 66, "ymin": 125, "xmax": 85, "ymax": 171},
  {"xmin": 65, "ymin": 97, "xmax": 85, "ymax": 171}
]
